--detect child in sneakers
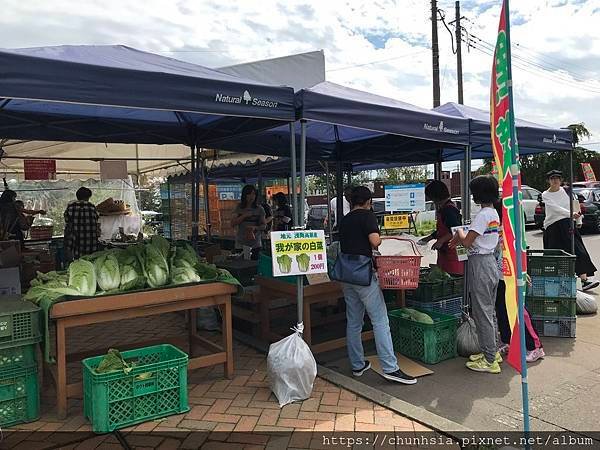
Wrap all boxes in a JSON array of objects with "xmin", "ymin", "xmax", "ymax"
[
  {"xmin": 493, "ymin": 201, "xmax": 545, "ymax": 363},
  {"xmin": 450, "ymin": 175, "xmax": 501, "ymax": 374}
]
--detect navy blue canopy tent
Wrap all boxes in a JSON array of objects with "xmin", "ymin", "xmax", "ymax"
[
  {"xmin": 434, "ymin": 102, "xmax": 573, "ymax": 160},
  {"xmin": 209, "ymin": 81, "xmax": 471, "ymax": 164},
  {"xmin": 0, "ymin": 44, "xmax": 296, "ymax": 243},
  {"xmin": 0, "ymin": 45, "xmax": 295, "ymax": 145}
]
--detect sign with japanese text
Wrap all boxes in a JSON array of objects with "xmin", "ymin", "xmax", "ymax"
[
  {"xmin": 384, "ymin": 184, "xmax": 425, "ymax": 212},
  {"xmin": 383, "ymin": 214, "xmax": 409, "ymax": 230},
  {"xmin": 581, "ymin": 163, "xmax": 596, "ymax": 182},
  {"xmin": 270, "ymin": 230, "xmax": 328, "ymax": 277},
  {"xmin": 24, "ymin": 159, "xmax": 56, "ymax": 180}
]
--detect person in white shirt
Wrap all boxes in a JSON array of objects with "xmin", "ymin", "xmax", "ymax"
[
  {"xmin": 450, "ymin": 175, "xmax": 501, "ymax": 374},
  {"xmin": 542, "ymin": 169, "xmax": 598, "ymax": 291},
  {"xmin": 328, "ymin": 186, "xmax": 352, "ymax": 229}
]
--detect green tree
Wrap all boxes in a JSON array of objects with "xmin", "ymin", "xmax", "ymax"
[{"xmin": 377, "ymin": 166, "xmax": 428, "ymax": 184}]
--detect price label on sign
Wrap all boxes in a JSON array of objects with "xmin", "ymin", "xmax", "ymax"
[
  {"xmin": 270, "ymin": 230, "xmax": 328, "ymax": 277},
  {"xmin": 383, "ymin": 214, "xmax": 409, "ymax": 230}
]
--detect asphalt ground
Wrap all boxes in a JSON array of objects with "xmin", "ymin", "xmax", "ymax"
[{"xmin": 317, "ymin": 229, "xmax": 600, "ymax": 434}]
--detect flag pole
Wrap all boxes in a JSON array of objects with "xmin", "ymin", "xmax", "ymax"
[{"xmin": 504, "ymin": 0, "xmax": 531, "ymax": 437}]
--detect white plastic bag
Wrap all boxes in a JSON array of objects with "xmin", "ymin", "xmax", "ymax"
[
  {"xmin": 576, "ymin": 290, "xmax": 598, "ymax": 315},
  {"xmin": 267, "ymin": 329, "xmax": 317, "ymax": 407},
  {"xmin": 457, "ymin": 316, "xmax": 480, "ymax": 357}
]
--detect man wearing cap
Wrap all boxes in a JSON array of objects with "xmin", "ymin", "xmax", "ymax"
[{"xmin": 542, "ymin": 169, "xmax": 598, "ymax": 291}]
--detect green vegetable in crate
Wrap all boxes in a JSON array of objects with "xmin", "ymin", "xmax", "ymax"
[
  {"xmin": 422, "ymin": 266, "xmax": 452, "ymax": 282},
  {"xmin": 95, "ymin": 348, "xmax": 132, "ymax": 374},
  {"xmin": 277, "ymin": 254, "xmax": 293, "ymax": 273},
  {"xmin": 171, "ymin": 266, "xmax": 201, "ymax": 285},
  {"xmin": 296, "ymin": 253, "xmax": 310, "ymax": 272},
  {"xmin": 398, "ymin": 308, "xmax": 434, "ymax": 324},
  {"xmin": 94, "ymin": 251, "xmax": 121, "ymax": 292}
]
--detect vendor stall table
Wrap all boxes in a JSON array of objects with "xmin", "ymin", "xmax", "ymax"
[
  {"xmin": 255, "ymin": 276, "xmax": 373, "ymax": 354},
  {"xmin": 215, "ymin": 259, "xmax": 258, "ymax": 286},
  {"xmin": 47, "ymin": 282, "xmax": 236, "ymax": 419}
]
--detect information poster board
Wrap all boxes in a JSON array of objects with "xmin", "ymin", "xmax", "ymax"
[
  {"xmin": 24, "ymin": 160, "xmax": 56, "ymax": 180},
  {"xmin": 384, "ymin": 184, "xmax": 425, "ymax": 212},
  {"xmin": 217, "ymin": 184, "xmax": 243, "ymax": 200},
  {"xmin": 271, "ymin": 230, "xmax": 328, "ymax": 277},
  {"xmin": 581, "ymin": 163, "xmax": 596, "ymax": 182},
  {"xmin": 383, "ymin": 214, "xmax": 410, "ymax": 230}
]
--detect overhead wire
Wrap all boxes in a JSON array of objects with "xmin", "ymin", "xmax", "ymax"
[{"xmin": 326, "ymin": 50, "xmax": 429, "ymax": 72}]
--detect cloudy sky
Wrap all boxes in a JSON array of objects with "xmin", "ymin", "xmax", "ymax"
[{"xmin": 2, "ymin": 0, "xmax": 600, "ymax": 154}]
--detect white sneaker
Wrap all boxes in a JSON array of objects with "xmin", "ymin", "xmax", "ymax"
[{"xmin": 526, "ymin": 348, "xmax": 545, "ymax": 363}]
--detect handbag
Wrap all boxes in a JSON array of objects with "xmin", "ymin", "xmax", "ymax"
[{"xmin": 330, "ymin": 252, "xmax": 373, "ymax": 286}]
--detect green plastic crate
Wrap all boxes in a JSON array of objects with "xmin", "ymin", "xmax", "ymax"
[
  {"xmin": 527, "ymin": 249, "xmax": 576, "ymax": 277},
  {"xmin": 526, "ymin": 297, "xmax": 577, "ymax": 318},
  {"xmin": 0, "ymin": 344, "xmax": 37, "ymax": 372},
  {"xmin": 0, "ymin": 364, "xmax": 39, "ymax": 427},
  {"xmin": 388, "ymin": 308, "xmax": 458, "ymax": 364},
  {"xmin": 83, "ymin": 344, "xmax": 189, "ymax": 434},
  {"xmin": 0, "ymin": 298, "xmax": 41, "ymax": 349},
  {"xmin": 405, "ymin": 275, "xmax": 464, "ymax": 303}
]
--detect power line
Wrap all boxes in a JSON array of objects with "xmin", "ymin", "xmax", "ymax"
[
  {"xmin": 467, "ymin": 40, "xmax": 600, "ymax": 94},
  {"xmin": 464, "ymin": 30, "xmax": 600, "ymax": 87},
  {"xmin": 462, "ymin": 32, "xmax": 600, "ymax": 94}
]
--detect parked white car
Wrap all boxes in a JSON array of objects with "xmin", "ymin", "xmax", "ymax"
[{"xmin": 454, "ymin": 185, "xmax": 541, "ymax": 224}]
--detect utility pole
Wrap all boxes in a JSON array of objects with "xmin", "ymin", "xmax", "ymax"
[
  {"xmin": 455, "ymin": 0, "xmax": 464, "ymax": 104},
  {"xmin": 431, "ymin": 0, "xmax": 441, "ymax": 108},
  {"xmin": 431, "ymin": 0, "xmax": 442, "ymax": 180}
]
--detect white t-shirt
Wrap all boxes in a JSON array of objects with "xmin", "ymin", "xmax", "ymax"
[
  {"xmin": 468, "ymin": 206, "xmax": 500, "ymax": 256},
  {"xmin": 330, "ymin": 197, "xmax": 351, "ymax": 227},
  {"xmin": 542, "ymin": 187, "xmax": 582, "ymax": 229}
]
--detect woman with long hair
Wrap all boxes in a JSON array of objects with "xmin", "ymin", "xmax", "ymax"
[
  {"xmin": 542, "ymin": 170, "xmax": 598, "ymax": 291},
  {"xmin": 231, "ymin": 185, "xmax": 267, "ymax": 260}
]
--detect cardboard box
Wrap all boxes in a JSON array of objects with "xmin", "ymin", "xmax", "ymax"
[
  {"xmin": 0, "ymin": 241, "xmax": 22, "ymax": 268},
  {"xmin": 0, "ymin": 267, "xmax": 21, "ymax": 296}
]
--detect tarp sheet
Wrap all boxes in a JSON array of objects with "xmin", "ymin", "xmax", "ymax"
[
  {"xmin": 0, "ymin": 45, "xmax": 295, "ymax": 145},
  {"xmin": 434, "ymin": 102, "xmax": 573, "ymax": 157}
]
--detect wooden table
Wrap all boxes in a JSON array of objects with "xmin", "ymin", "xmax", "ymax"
[
  {"xmin": 255, "ymin": 276, "xmax": 374, "ymax": 354},
  {"xmin": 47, "ymin": 282, "xmax": 237, "ymax": 419}
]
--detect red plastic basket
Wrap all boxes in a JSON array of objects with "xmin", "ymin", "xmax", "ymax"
[{"xmin": 375, "ymin": 238, "xmax": 422, "ymax": 289}]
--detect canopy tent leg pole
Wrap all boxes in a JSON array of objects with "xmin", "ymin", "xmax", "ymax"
[
  {"xmin": 570, "ymin": 143, "xmax": 575, "ymax": 254},
  {"xmin": 297, "ymin": 120, "xmax": 307, "ymax": 332},
  {"xmin": 333, "ymin": 125, "xmax": 343, "ymax": 237},
  {"xmin": 190, "ymin": 144, "xmax": 197, "ymax": 245},
  {"xmin": 195, "ymin": 147, "xmax": 202, "ymax": 243},
  {"xmin": 335, "ymin": 161, "xmax": 344, "ymax": 237},
  {"xmin": 325, "ymin": 163, "xmax": 333, "ymax": 241},
  {"xmin": 346, "ymin": 170, "xmax": 352, "ymax": 185},
  {"xmin": 290, "ymin": 123, "xmax": 298, "ymax": 226},
  {"xmin": 202, "ymin": 157, "xmax": 211, "ymax": 242}
]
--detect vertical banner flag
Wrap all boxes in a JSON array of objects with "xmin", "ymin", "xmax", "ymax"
[{"xmin": 491, "ymin": 0, "xmax": 527, "ymax": 372}]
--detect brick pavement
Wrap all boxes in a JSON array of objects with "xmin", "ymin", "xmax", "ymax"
[{"xmin": 3, "ymin": 313, "xmax": 453, "ymax": 449}]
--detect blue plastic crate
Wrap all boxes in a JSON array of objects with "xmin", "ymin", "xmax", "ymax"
[
  {"xmin": 528, "ymin": 276, "xmax": 576, "ymax": 298},
  {"xmin": 406, "ymin": 296, "xmax": 463, "ymax": 319}
]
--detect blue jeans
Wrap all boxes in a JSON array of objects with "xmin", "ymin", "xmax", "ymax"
[{"xmin": 342, "ymin": 276, "xmax": 399, "ymax": 374}]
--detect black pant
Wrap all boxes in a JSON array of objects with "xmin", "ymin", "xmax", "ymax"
[
  {"xmin": 251, "ymin": 247, "xmax": 261, "ymax": 260},
  {"xmin": 495, "ymin": 280, "xmax": 536, "ymax": 351}
]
